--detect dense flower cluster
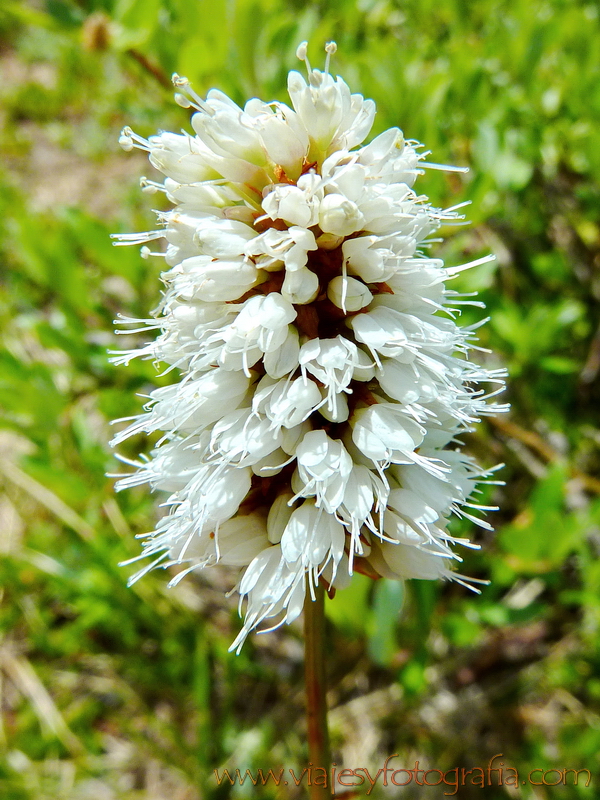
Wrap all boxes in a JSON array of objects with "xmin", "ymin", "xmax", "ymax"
[{"xmin": 112, "ymin": 42, "xmax": 507, "ymax": 651}]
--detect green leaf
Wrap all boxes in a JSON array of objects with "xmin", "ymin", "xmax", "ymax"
[
  {"xmin": 325, "ymin": 573, "xmax": 371, "ymax": 635},
  {"xmin": 367, "ymin": 579, "xmax": 404, "ymax": 666}
]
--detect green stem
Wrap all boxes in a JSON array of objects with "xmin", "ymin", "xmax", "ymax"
[{"xmin": 304, "ymin": 581, "xmax": 331, "ymax": 799}]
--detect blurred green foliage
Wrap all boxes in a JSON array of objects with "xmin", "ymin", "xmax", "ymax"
[{"xmin": 1, "ymin": 0, "xmax": 600, "ymax": 797}]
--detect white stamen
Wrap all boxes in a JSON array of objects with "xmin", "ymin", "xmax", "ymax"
[
  {"xmin": 171, "ymin": 74, "xmax": 214, "ymax": 115},
  {"xmin": 295, "ymin": 41, "xmax": 312, "ymax": 77},
  {"xmin": 324, "ymin": 41, "xmax": 337, "ymax": 75},
  {"xmin": 174, "ymin": 93, "xmax": 192, "ymax": 108},
  {"xmin": 423, "ymin": 162, "xmax": 469, "ymax": 173},
  {"xmin": 119, "ymin": 126, "xmax": 152, "ymax": 152}
]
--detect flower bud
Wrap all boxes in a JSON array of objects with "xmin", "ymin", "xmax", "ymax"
[
  {"xmin": 267, "ymin": 493, "xmax": 295, "ymax": 543},
  {"xmin": 327, "ymin": 275, "xmax": 373, "ymax": 312},
  {"xmin": 281, "ymin": 266, "xmax": 319, "ymax": 305},
  {"xmin": 319, "ymin": 193, "xmax": 365, "ymax": 236}
]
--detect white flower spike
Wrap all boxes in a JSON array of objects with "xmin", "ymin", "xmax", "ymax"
[{"xmin": 111, "ymin": 42, "xmax": 507, "ymax": 652}]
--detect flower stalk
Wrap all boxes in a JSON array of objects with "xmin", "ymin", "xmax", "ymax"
[{"xmin": 304, "ymin": 581, "xmax": 331, "ymax": 799}]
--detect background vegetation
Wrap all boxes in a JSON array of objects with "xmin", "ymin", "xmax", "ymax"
[{"xmin": 1, "ymin": 0, "xmax": 600, "ymax": 796}]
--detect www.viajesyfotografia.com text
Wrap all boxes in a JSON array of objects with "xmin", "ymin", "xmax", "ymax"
[{"xmin": 214, "ymin": 753, "xmax": 592, "ymax": 796}]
